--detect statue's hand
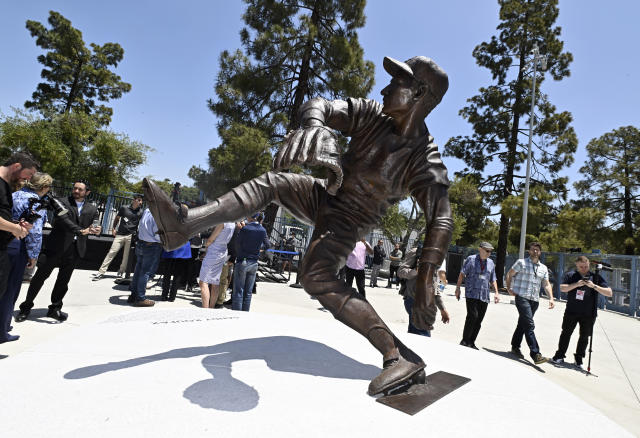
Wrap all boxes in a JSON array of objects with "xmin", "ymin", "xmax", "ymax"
[
  {"xmin": 273, "ymin": 126, "xmax": 343, "ymax": 195},
  {"xmin": 411, "ymin": 271, "xmax": 437, "ymax": 331}
]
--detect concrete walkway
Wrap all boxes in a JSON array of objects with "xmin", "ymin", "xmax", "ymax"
[{"xmin": 1, "ymin": 270, "xmax": 638, "ymax": 436}]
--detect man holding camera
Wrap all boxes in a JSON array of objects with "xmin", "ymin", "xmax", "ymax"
[
  {"xmin": 17, "ymin": 180, "xmax": 100, "ymax": 322},
  {"xmin": 551, "ymin": 256, "xmax": 612, "ymax": 368}
]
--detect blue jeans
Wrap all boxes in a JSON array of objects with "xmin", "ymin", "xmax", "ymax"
[
  {"xmin": 129, "ymin": 241, "xmax": 163, "ymax": 301},
  {"xmin": 232, "ymin": 259, "xmax": 258, "ymax": 311},
  {"xmin": 403, "ymin": 296, "xmax": 431, "ymax": 337},
  {"xmin": 512, "ymin": 295, "xmax": 540, "ymax": 357}
]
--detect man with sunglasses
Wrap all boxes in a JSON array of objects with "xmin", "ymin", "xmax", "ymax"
[{"xmin": 455, "ymin": 241, "xmax": 499, "ymax": 349}]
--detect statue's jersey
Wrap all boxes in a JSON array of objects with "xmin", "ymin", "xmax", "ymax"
[{"xmin": 324, "ymin": 98, "xmax": 449, "ymax": 232}]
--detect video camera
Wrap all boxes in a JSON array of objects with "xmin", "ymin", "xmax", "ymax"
[
  {"xmin": 591, "ymin": 260, "xmax": 614, "ymax": 273},
  {"xmin": 19, "ymin": 195, "xmax": 69, "ymax": 224}
]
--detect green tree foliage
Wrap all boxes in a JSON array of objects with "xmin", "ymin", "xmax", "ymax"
[
  {"xmin": 501, "ymin": 184, "xmax": 555, "ymax": 252},
  {"xmin": 574, "ymin": 126, "xmax": 640, "ymax": 254},
  {"xmin": 448, "ymin": 175, "xmax": 490, "ymax": 246},
  {"xmin": 190, "ymin": 123, "xmax": 272, "ymax": 199},
  {"xmin": 379, "ymin": 204, "xmax": 407, "ymax": 243},
  {"xmin": 538, "ymin": 206, "xmax": 606, "ymax": 252},
  {"xmin": 25, "ymin": 11, "xmax": 131, "ymax": 126},
  {"xmin": 194, "ymin": 0, "xmax": 374, "ymax": 219},
  {"xmin": 129, "ymin": 178, "xmax": 200, "ymax": 203},
  {"xmin": 380, "ymin": 198, "xmax": 464, "ymax": 249},
  {"xmin": 443, "ymin": 0, "xmax": 577, "ymax": 285},
  {"xmin": 0, "ymin": 110, "xmax": 149, "ymax": 193}
]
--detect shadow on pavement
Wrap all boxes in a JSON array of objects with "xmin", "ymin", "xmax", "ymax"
[
  {"xmin": 483, "ymin": 347, "xmax": 546, "ymax": 373},
  {"xmin": 65, "ymin": 336, "xmax": 380, "ymax": 412},
  {"xmin": 13, "ymin": 309, "xmax": 61, "ymax": 325}
]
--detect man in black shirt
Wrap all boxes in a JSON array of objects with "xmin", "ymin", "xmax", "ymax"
[
  {"xmin": 369, "ymin": 239, "xmax": 386, "ymax": 288},
  {"xmin": 551, "ymin": 256, "xmax": 612, "ymax": 368},
  {"xmin": 0, "ymin": 153, "xmax": 38, "ymax": 305},
  {"xmin": 93, "ymin": 195, "xmax": 143, "ymax": 280}
]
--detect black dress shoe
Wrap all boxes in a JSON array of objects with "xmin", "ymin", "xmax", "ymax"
[
  {"xmin": 15, "ymin": 311, "xmax": 29, "ymax": 322},
  {"xmin": 46, "ymin": 309, "xmax": 68, "ymax": 322}
]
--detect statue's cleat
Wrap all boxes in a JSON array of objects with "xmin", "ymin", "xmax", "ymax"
[
  {"xmin": 142, "ymin": 178, "xmax": 190, "ymax": 251},
  {"xmin": 368, "ymin": 346, "xmax": 426, "ymax": 396}
]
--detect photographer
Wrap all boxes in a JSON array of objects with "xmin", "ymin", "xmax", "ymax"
[
  {"xmin": 0, "ymin": 172, "xmax": 52, "ymax": 342},
  {"xmin": 17, "ymin": 180, "xmax": 100, "ymax": 322},
  {"xmin": 398, "ymin": 244, "xmax": 449, "ymax": 337},
  {"xmin": 551, "ymin": 256, "xmax": 612, "ymax": 368}
]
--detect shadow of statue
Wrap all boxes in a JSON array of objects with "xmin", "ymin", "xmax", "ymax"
[{"xmin": 65, "ymin": 336, "xmax": 380, "ymax": 411}]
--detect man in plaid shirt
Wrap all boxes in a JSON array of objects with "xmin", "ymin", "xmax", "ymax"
[{"xmin": 505, "ymin": 241, "xmax": 555, "ymax": 364}]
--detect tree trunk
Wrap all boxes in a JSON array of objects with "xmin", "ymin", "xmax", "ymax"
[
  {"xmin": 264, "ymin": 3, "xmax": 319, "ymax": 236},
  {"xmin": 496, "ymin": 213, "xmax": 510, "ymax": 288},
  {"xmin": 64, "ymin": 59, "xmax": 84, "ymax": 114}
]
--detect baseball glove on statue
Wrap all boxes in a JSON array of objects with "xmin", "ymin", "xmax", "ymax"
[{"xmin": 273, "ymin": 126, "xmax": 343, "ymax": 195}]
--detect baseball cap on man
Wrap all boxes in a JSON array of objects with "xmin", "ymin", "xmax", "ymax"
[
  {"xmin": 479, "ymin": 241, "xmax": 494, "ymax": 251},
  {"xmin": 383, "ymin": 56, "xmax": 449, "ymax": 104}
]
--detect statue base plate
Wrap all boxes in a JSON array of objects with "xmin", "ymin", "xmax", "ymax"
[{"xmin": 376, "ymin": 371, "xmax": 470, "ymax": 415}]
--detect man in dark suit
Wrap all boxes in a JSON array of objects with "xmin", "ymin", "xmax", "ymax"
[{"xmin": 16, "ymin": 180, "xmax": 100, "ymax": 322}]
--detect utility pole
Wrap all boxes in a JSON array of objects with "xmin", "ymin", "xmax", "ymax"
[{"xmin": 518, "ymin": 43, "xmax": 547, "ymax": 259}]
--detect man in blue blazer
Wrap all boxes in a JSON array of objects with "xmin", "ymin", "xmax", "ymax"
[{"xmin": 16, "ymin": 180, "xmax": 100, "ymax": 322}]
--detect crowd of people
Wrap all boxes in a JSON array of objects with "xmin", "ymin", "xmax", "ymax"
[
  {"xmin": 348, "ymin": 238, "xmax": 613, "ymax": 370},
  {"xmin": 0, "ymin": 152, "xmax": 615, "ymax": 373},
  {"xmin": 0, "ymin": 151, "xmax": 276, "ymax": 349}
]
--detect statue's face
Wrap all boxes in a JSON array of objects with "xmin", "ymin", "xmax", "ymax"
[{"xmin": 381, "ymin": 76, "xmax": 417, "ymax": 118}]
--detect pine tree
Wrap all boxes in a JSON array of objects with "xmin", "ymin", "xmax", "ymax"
[
  {"xmin": 575, "ymin": 126, "xmax": 640, "ymax": 254},
  {"xmin": 25, "ymin": 11, "xmax": 131, "ymax": 126},
  {"xmin": 195, "ymin": 0, "xmax": 374, "ymax": 229},
  {"xmin": 444, "ymin": 0, "xmax": 577, "ymax": 285}
]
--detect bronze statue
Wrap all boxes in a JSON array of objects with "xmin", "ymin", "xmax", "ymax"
[{"xmin": 143, "ymin": 56, "xmax": 453, "ymax": 397}]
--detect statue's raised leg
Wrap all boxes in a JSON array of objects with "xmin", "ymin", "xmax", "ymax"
[{"xmin": 142, "ymin": 172, "xmax": 322, "ymax": 250}]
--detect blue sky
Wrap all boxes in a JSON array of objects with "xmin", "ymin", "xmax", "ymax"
[{"xmin": 1, "ymin": 0, "xmax": 639, "ymax": 198}]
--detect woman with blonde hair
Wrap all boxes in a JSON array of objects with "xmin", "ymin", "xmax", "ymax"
[
  {"xmin": 199, "ymin": 222, "xmax": 235, "ymax": 308},
  {"xmin": 0, "ymin": 172, "xmax": 52, "ymax": 342}
]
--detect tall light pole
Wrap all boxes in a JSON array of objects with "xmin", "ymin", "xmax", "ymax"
[{"xmin": 518, "ymin": 43, "xmax": 546, "ymax": 259}]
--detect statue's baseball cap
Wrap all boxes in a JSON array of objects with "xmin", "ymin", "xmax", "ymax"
[{"xmin": 383, "ymin": 56, "xmax": 449, "ymax": 104}]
